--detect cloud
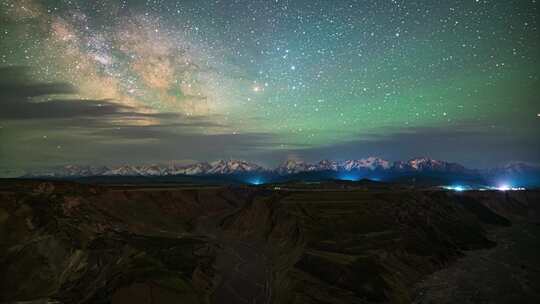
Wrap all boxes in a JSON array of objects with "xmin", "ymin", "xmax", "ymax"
[
  {"xmin": 262, "ymin": 124, "xmax": 540, "ymax": 168},
  {"xmin": 1, "ymin": 97, "xmax": 133, "ymax": 120},
  {"xmin": 0, "ymin": 66, "xmax": 280, "ymax": 172},
  {"xmin": 1, "ymin": 123, "xmax": 279, "ymax": 172},
  {"xmin": 2, "ymin": 66, "xmax": 537, "ymax": 172},
  {"xmin": 0, "ymin": 66, "xmax": 216, "ymax": 126},
  {"xmin": 0, "ymin": 67, "xmax": 127, "ymax": 120},
  {"xmin": 0, "ymin": 67, "xmax": 75, "ymax": 96}
]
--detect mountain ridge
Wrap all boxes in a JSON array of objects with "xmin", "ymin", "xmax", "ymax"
[{"xmin": 24, "ymin": 157, "xmax": 540, "ymax": 186}]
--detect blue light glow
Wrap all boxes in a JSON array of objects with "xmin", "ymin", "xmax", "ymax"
[
  {"xmin": 496, "ymin": 184, "xmax": 511, "ymax": 191},
  {"xmin": 338, "ymin": 173, "xmax": 362, "ymax": 181},
  {"xmin": 248, "ymin": 178, "xmax": 264, "ymax": 185},
  {"xmin": 442, "ymin": 183, "xmax": 527, "ymax": 192},
  {"xmin": 491, "ymin": 183, "xmax": 525, "ymax": 191},
  {"xmin": 443, "ymin": 185, "xmax": 467, "ymax": 192}
]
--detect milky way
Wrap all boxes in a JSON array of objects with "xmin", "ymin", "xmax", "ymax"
[{"xmin": 0, "ymin": 0, "xmax": 539, "ymax": 174}]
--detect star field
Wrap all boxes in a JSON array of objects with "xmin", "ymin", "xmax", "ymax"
[{"xmin": 0, "ymin": 0, "xmax": 539, "ymax": 173}]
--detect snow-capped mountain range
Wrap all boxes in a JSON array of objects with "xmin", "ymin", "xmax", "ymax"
[{"xmin": 25, "ymin": 157, "xmax": 540, "ymax": 179}]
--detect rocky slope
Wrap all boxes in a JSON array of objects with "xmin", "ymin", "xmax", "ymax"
[
  {"xmin": 412, "ymin": 190, "xmax": 540, "ymax": 304},
  {"xmin": 0, "ymin": 180, "xmax": 538, "ymax": 303}
]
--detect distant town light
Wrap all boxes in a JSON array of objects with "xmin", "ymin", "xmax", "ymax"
[
  {"xmin": 442, "ymin": 184, "xmax": 526, "ymax": 192},
  {"xmin": 339, "ymin": 174, "xmax": 361, "ymax": 181},
  {"xmin": 496, "ymin": 184, "xmax": 511, "ymax": 191},
  {"xmin": 443, "ymin": 185, "xmax": 466, "ymax": 192},
  {"xmin": 249, "ymin": 178, "xmax": 263, "ymax": 185},
  {"xmin": 493, "ymin": 184, "xmax": 525, "ymax": 191}
]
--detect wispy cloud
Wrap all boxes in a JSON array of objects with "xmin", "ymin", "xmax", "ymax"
[
  {"xmin": 262, "ymin": 124, "xmax": 540, "ymax": 168},
  {"xmin": 0, "ymin": 66, "xmax": 280, "ymax": 173}
]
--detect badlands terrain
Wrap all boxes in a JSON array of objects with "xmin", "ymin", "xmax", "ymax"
[{"xmin": 0, "ymin": 179, "xmax": 539, "ymax": 303}]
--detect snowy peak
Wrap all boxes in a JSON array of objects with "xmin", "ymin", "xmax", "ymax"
[
  {"xmin": 276, "ymin": 160, "xmax": 316, "ymax": 175},
  {"xmin": 103, "ymin": 165, "xmax": 145, "ymax": 176},
  {"xmin": 136, "ymin": 164, "xmax": 169, "ymax": 176},
  {"xmin": 405, "ymin": 157, "xmax": 466, "ymax": 173},
  {"xmin": 276, "ymin": 157, "xmax": 392, "ymax": 174},
  {"xmin": 170, "ymin": 160, "xmax": 264, "ymax": 175},
  {"xmin": 172, "ymin": 162, "xmax": 211, "ymax": 175},
  {"xmin": 407, "ymin": 157, "xmax": 445, "ymax": 171},
  {"xmin": 36, "ymin": 160, "xmax": 266, "ymax": 177},
  {"xmin": 341, "ymin": 157, "xmax": 391, "ymax": 171},
  {"xmin": 26, "ymin": 157, "xmax": 538, "ymax": 180},
  {"xmin": 53, "ymin": 165, "xmax": 108, "ymax": 177},
  {"xmin": 316, "ymin": 160, "xmax": 340, "ymax": 171},
  {"xmin": 206, "ymin": 160, "xmax": 264, "ymax": 175}
]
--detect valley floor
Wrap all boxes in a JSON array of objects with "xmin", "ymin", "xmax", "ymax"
[{"xmin": 413, "ymin": 222, "xmax": 540, "ymax": 304}]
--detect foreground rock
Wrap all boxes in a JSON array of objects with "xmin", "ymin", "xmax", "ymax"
[
  {"xmin": 413, "ymin": 191, "xmax": 540, "ymax": 304},
  {"xmin": 413, "ymin": 222, "xmax": 540, "ymax": 304},
  {"xmin": 0, "ymin": 180, "xmax": 538, "ymax": 303}
]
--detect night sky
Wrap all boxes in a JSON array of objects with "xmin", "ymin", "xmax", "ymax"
[{"xmin": 1, "ymin": 0, "xmax": 539, "ymax": 175}]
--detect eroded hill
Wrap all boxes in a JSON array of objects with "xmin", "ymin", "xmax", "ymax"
[{"xmin": 0, "ymin": 180, "xmax": 538, "ymax": 303}]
